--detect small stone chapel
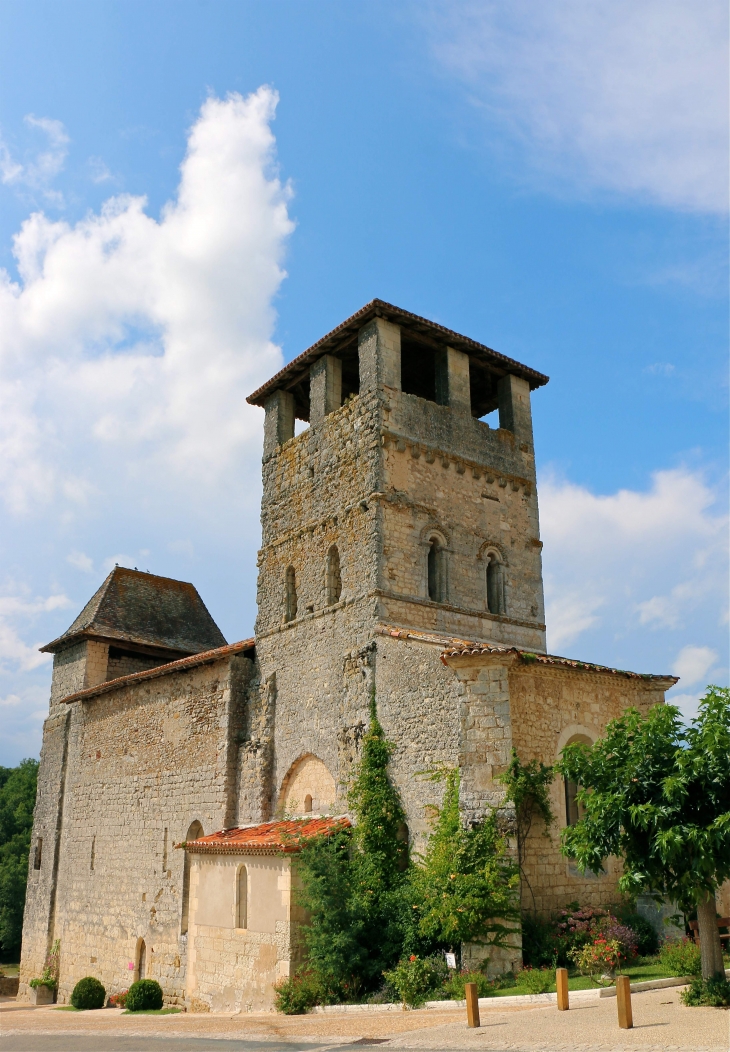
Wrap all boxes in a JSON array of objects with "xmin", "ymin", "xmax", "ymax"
[{"xmin": 21, "ymin": 300, "xmax": 677, "ymax": 1011}]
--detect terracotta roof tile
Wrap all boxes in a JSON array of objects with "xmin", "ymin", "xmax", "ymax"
[{"xmin": 181, "ymin": 817, "xmax": 351, "ymax": 854}]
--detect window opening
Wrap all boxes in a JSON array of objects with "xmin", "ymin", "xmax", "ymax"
[
  {"xmin": 427, "ymin": 538, "xmax": 446, "ymax": 603},
  {"xmin": 90, "ymin": 836, "xmax": 95, "ymax": 872},
  {"xmin": 33, "ymin": 838, "xmax": 43, "ymax": 870},
  {"xmin": 401, "ymin": 338, "xmax": 437, "ymax": 402},
  {"xmin": 304, "ymin": 794, "xmax": 313, "ymax": 813},
  {"xmin": 236, "ymin": 865, "xmax": 248, "ymax": 929},
  {"xmin": 181, "ymin": 820, "xmax": 203, "ymax": 935},
  {"xmin": 284, "ymin": 566, "xmax": 298, "ymax": 623},
  {"xmin": 396, "ymin": 821, "xmax": 409, "ymax": 872},
  {"xmin": 486, "ymin": 554, "xmax": 505, "ymax": 615},
  {"xmin": 326, "ymin": 546, "xmax": 342, "ymax": 605},
  {"xmin": 136, "ymin": 939, "xmax": 146, "ymax": 981},
  {"xmin": 564, "ymin": 778, "xmax": 582, "ymax": 827},
  {"xmin": 162, "ymin": 828, "xmax": 168, "ymax": 874}
]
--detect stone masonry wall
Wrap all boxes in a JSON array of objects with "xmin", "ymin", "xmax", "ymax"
[
  {"xmin": 508, "ymin": 664, "xmax": 670, "ymax": 917},
  {"xmin": 19, "ymin": 654, "xmax": 252, "ymax": 1005}
]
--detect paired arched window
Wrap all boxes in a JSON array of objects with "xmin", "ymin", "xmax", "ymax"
[
  {"xmin": 284, "ymin": 566, "xmax": 298, "ymax": 622},
  {"xmin": 236, "ymin": 865, "xmax": 248, "ymax": 929},
  {"xmin": 427, "ymin": 537, "xmax": 446, "ymax": 603},
  {"xmin": 326, "ymin": 545, "xmax": 342, "ymax": 605},
  {"xmin": 181, "ymin": 820, "xmax": 204, "ymax": 935},
  {"xmin": 486, "ymin": 552, "xmax": 506, "ymax": 615}
]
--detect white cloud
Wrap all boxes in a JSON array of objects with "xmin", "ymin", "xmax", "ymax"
[
  {"xmin": 0, "ymin": 114, "xmax": 69, "ymax": 204},
  {"xmin": 0, "ymin": 87, "xmax": 292, "ymax": 517},
  {"xmin": 424, "ymin": 0, "xmax": 728, "ymax": 213},
  {"xmin": 67, "ymin": 551, "xmax": 94, "ymax": 573},
  {"xmin": 541, "ymin": 468, "xmax": 728, "ymax": 665},
  {"xmin": 671, "ymin": 644, "xmax": 718, "ymax": 687},
  {"xmin": 0, "ymin": 592, "xmax": 69, "ymax": 672}
]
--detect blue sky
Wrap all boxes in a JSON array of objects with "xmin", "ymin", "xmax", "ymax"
[{"xmin": 0, "ymin": 0, "xmax": 727, "ymax": 764}]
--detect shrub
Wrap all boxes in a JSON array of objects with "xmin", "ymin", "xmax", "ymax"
[
  {"xmin": 681, "ymin": 975, "xmax": 730, "ymax": 1007},
  {"xmin": 274, "ymin": 972, "xmax": 324, "ymax": 1014},
  {"xmin": 125, "ymin": 978, "xmax": 163, "ymax": 1011},
  {"xmin": 598, "ymin": 921, "xmax": 638, "ymax": 961},
  {"xmin": 569, "ymin": 937, "xmax": 623, "ymax": 982},
  {"xmin": 442, "ymin": 969, "xmax": 495, "ymax": 1000},
  {"xmin": 658, "ymin": 938, "xmax": 702, "ymax": 978},
  {"xmin": 514, "ymin": 967, "xmax": 554, "ymax": 994},
  {"xmin": 617, "ymin": 913, "xmax": 659, "ymax": 957},
  {"xmin": 108, "ymin": 990, "xmax": 128, "ymax": 1008},
  {"xmin": 384, "ymin": 955, "xmax": 448, "ymax": 1008},
  {"xmin": 521, "ymin": 912, "xmax": 560, "ymax": 968},
  {"xmin": 70, "ymin": 976, "xmax": 106, "ymax": 1010}
]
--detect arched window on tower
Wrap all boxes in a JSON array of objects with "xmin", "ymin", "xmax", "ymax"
[
  {"xmin": 486, "ymin": 553, "xmax": 506, "ymax": 615},
  {"xmin": 427, "ymin": 538, "xmax": 446, "ymax": 603},
  {"xmin": 326, "ymin": 545, "xmax": 342, "ymax": 605},
  {"xmin": 236, "ymin": 865, "xmax": 248, "ymax": 929},
  {"xmin": 180, "ymin": 820, "xmax": 203, "ymax": 935},
  {"xmin": 284, "ymin": 566, "xmax": 298, "ymax": 623}
]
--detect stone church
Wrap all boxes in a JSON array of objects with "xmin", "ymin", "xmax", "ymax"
[{"xmin": 20, "ymin": 300, "xmax": 677, "ymax": 1011}]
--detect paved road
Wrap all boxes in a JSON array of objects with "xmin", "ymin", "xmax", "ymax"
[{"xmin": 1, "ymin": 987, "xmax": 727, "ymax": 1052}]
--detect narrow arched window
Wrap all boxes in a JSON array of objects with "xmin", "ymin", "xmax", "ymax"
[
  {"xmin": 486, "ymin": 554, "xmax": 505, "ymax": 615},
  {"xmin": 284, "ymin": 566, "xmax": 297, "ymax": 622},
  {"xmin": 181, "ymin": 820, "xmax": 203, "ymax": 935},
  {"xmin": 564, "ymin": 778, "xmax": 581, "ymax": 826},
  {"xmin": 326, "ymin": 546, "xmax": 342, "ymax": 605},
  {"xmin": 236, "ymin": 865, "xmax": 248, "ymax": 929},
  {"xmin": 136, "ymin": 938, "xmax": 146, "ymax": 981},
  {"xmin": 427, "ymin": 538, "xmax": 446, "ymax": 603},
  {"xmin": 304, "ymin": 794, "xmax": 313, "ymax": 813}
]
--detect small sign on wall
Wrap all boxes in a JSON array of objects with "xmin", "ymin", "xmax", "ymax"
[
  {"xmin": 445, "ymin": 952, "xmax": 457, "ymax": 970},
  {"xmin": 128, "ymin": 962, "xmax": 135, "ymax": 971}
]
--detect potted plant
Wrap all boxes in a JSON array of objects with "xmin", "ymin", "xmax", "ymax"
[{"xmin": 29, "ymin": 940, "xmax": 60, "ymax": 1004}]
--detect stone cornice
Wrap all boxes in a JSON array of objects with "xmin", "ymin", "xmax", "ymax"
[{"xmin": 381, "ymin": 429, "xmax": 533, "ymax": 495}]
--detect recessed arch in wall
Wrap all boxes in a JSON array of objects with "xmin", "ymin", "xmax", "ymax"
[
  {"xmin": 180, "ymin": 819, "xmax": 204, "ymax": 935},
  {"xmin": 277, "ymin": 754, "xmax": 336, "ymax": 817},
  {"xmin": 555, "ymin": 728, "xmax": 595, "ymax": 828}
]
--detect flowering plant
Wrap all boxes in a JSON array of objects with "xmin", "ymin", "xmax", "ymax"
[
  {"xmin": 569, "ymin": 937, "xmax": 623, "ymax": 983},
  {"xmin": 108, "ymin": 990, "xmax": 128, "ymax": 1008}
]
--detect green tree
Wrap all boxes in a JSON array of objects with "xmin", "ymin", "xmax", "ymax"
[
  {"xmin": 0, "ymin": 758, "xmax": 39, "ymax": 958},
  {"xmin": 556, "ymin": 687, "xmax": 730, "ymax": 980},
  {"xmin": 291, "ymin": 691, "xmax": 408, "ymax": 998},
  {"xmin": 497, "ymin": 750, "xmax": 554, "ymax": 913},
  {"xmin": 409, "ymin": 768, "xmax": 520, "ymax": 951}
]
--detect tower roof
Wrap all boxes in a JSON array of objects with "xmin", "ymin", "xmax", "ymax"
[
  {"xmin": 246, "ymin": 299, "xmax": 549, "ymax": 414},
  {"xmin": 41, "ymin": 566, "xmax": 227, "ymax": 655}
]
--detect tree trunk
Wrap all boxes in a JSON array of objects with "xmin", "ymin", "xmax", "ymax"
[{"xmin": 696, "ymin": 890, "xmax": 725, "ymax": 980}]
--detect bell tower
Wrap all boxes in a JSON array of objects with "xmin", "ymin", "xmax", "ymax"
[{"xmin": 248, "ymin": 300, "xmax": 548, "ymax": 652}]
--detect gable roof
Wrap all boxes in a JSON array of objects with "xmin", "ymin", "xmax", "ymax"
[
  {"xmin": 41, "ymin": 566, "xmax": 227, "ymax": 655},
  {"xmin": 246, "ymin": 299, "xmax": 549, "ymax": 411},
  {"xmin": 181, "ymin": 817, "xmax": 351, "ymax": 855}
]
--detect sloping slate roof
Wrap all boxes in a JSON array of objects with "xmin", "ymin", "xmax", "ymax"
[
  {"xmin": 182, "ymin": 817, "xmax": 351, "ymax": 855},
  {"xmin": 41, "ymin": 567, "xmax": 227, "ymax": 655},
  {"xmin": 376, "ymin": 625, "xmax": 676, "ymax": 682},
  {"xmin": 246, "ymin": 299, "xmax": 549, "ymax": 407},
  {"xmin": 62, "ymin": 638, "xmax": 255, "ymax": 704}
]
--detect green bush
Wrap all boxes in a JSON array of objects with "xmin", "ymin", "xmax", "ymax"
[
  {"xmin": 274, "ymin": 972, "xmax": 324, "ymax": 1014},
  {"xmin": 514, "ymin": 967, "xmax": 554, "ymax": 994},
  {"xmin": 618, "ymin": 913, "xmax": 659, "ymax": 957},
  {"xmin": 658, "ymin": 938, "xmax": 702, "ymax": 977},
  {"xmin": 681, "ymin": 975, "xmax": 730, "ymax": 1007},
  {"xmin": 384, "ymin": 955, "xmax": 448, "ymax": 1008},
  {"xmin": 442, "ymin": 969, "xmax": 498, "ymax": 1000},
  {"xmin": 125, "ymin": 978, "xmax": 163, "ymax": 1011},
  {"xmin": 70, "ymin": 976, "xmax": 106, "ymax": 1010}
]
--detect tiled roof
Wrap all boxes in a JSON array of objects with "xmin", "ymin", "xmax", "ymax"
[
  {"xmin": 181, "ymin": 817, "xmax": 351, "ymax": 855},
  {"xmin": 42, "ymin": 566, "xmax": 227, "ymax": 655},
  {"xmin": 376, "ymin": 625, "xmax": 676, "ymax": 682},
  {"xmin": 246, "ymin": 299, "xmax": 549, "ymax": 407},
  {"xmin": 62, "ymin": 638, "xmax": 255, "ymax": 704}
]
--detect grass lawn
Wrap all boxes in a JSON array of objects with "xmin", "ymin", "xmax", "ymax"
[
  {"xmin": 0, "ymin": 962, "xmax": 19, "ymax": 978},
  {"xmin": 485, "ymin": 958, "xmax": 684, "ymax": 997},
  {"xmin": 122, "ymin": 1008, "xmax": 181, "ymax": 1015}
]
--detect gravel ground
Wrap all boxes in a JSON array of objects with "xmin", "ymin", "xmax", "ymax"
[{"xmin": 0, "ymin": 987, "xmax": 727, "ymax": 1052}]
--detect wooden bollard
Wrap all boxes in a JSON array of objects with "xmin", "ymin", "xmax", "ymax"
[
  {"xmin": 465, "ymin": 982, "xmax": 480, "ymax": 1028},
  {"xmin": 556, "ymin": 967, "xmax": 569, "ymax": 1010},
  {"xmin": 616, "ymin": 975, "xmax": 633, "ymax": 1029}
]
